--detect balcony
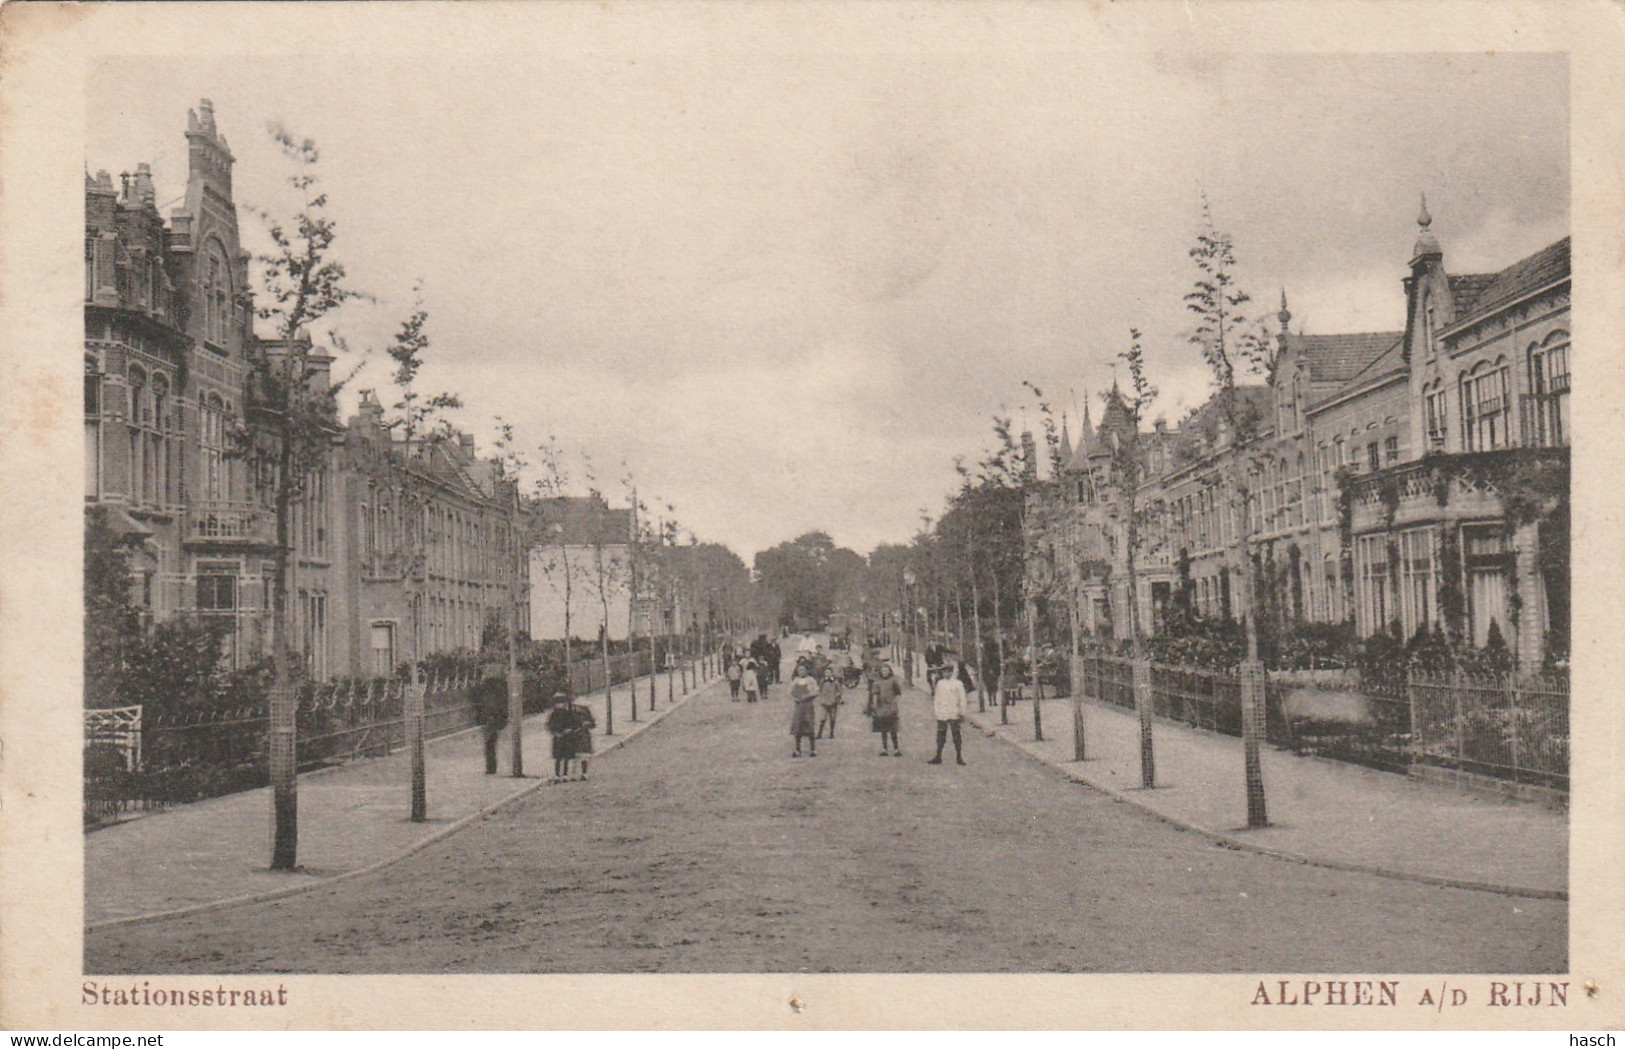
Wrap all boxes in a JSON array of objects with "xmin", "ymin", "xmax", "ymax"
[{"xmin": 184, "ymin": 500, "xmax": 276, "ymax": 548}]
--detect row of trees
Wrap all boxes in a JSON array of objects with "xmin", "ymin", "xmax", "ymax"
[
  {"xmin": 88, "ymin": 122, "xmax": 761, "ymax": 868},
  {"xmin": 874, "ymin": 196, "xmax": 1280, "ymax": 824}
]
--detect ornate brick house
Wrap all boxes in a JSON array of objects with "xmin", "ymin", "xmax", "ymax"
[
  {"xmin": 86, "ymin": 100, "xmax": 527, "ymax": 683},
  {"xmin": 1033, "ymin": 205, "xmax": 1569, "ymax": 669}
]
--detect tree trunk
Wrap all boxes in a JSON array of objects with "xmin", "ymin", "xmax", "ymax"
[
  {"xmin": 992, "ymin": 572, "xmax": 1008, "ymax": 725},
  {"xmin": 507, "ymin": 503, "xmax": 524, "ymax": 776},
  {"xmin": 268, "ymin": 436, "xmax": 298, "ymax": 870},
  {"xmin": 1070, "ymin": 582, "xmax": 1086, "ymax": 762},
  {"xmin": 1127, "ymin": 486, "xmax": 1155, "ymax": 789},
  {"xmin": 599, "ymin": 581, "xmax": 615, "ymax": 737},
  {"xmin": 1235, "ymin": 485, "xmax": 1269, "ymax": 827},
  {"xmin": 1028, "ymin": 594, "xmax": 1043, "ymax": 741},
  {"xmin": 626, "ymin": 556, "xmax": 639, "ymax": 722},
  {"xmin": 968, "ymin": 547, "xmax": 985, "ymax": 713}
]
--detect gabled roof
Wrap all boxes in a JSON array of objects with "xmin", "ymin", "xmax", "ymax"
[
  {"xmin": 1307, "ymin": 335, "xmax": 1408, "ymax": 410},
  {"xmin": 1286, "ymin": 332, "xmax": 1404, "ymax": 386},
  {"xmin": 1448, "ymin": 236, "xmax": 1570, "ymax": 332},
  {"xmin": 532, "ymin": 496, "xmax": 632, "ymax": 547},
  {"xmin": 1447, "ymin": 273, "xmax": 1497, "ymax": 318},
  {"xmin": 1169, "ymin": 386, "xmax": 1271, "ymax": 463}
]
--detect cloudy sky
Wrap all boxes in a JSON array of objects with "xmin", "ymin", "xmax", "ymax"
[{"xmin": 88, "ymin": 48, "xmax": 1567, "ymax": 560}]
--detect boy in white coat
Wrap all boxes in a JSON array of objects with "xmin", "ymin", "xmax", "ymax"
[{"xmin": 928, "ymin": 649, "xmax": 970, "ymax": 766}]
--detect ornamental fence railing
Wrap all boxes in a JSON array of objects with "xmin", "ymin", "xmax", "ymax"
[
  {"xmin": 84, "ymin": 649, "xmax": 670, "ymax": 827},
  {"xmin": 1075, "ymin": 653, "xmax": 1567, "ymax": 790}
]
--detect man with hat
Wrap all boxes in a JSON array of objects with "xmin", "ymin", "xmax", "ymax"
[{"xmin": 474, "ymin": 662, "xmax": 510, "ymax": 775}]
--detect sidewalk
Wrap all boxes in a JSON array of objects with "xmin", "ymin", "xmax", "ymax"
[
  {"xmin": 86, "ymin": 665, "xmax": 720, "ymax": 928},
  {"xmin": 957, "ymin": 690, "xmax": 1566, "ymax": 899}
]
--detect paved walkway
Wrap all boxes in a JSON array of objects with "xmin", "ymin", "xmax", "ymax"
[
  {"xmin": 86, "ymin": 663, "xmax": 720, "ymax": 928},
  {"xmin": 957, "ymin": 688, "xmax": 1566, "ymax": 897}
]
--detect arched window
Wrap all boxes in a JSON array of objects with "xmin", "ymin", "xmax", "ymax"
[
  {"xmin": 1527, "ymin": 329, "xmax": 1570, "ymax": 447},
  {"xmin": 201, "ymin": 393, "xmax": 227, "ymax": 501},
  {"xmin": 150, "ymin": 373, "xmax": 170, "ymax": 505},
  {"xmin": 1424, "ymin": 380, "xmax": 1448, "ymax": 450},
  {"xmin": 127, "ymin": 366, "xmax": 147, "ymax": 505},
  {"xmin": 203, "ymin": 239, "xmax": 231, "ymax": 347},
  {"xmin": 85, "ymin": 356, "xmax": 102, "ymax": 499},
  {"xmin": 1461, "ymin": 358, "xmax": 1511, "ymax": 451}
]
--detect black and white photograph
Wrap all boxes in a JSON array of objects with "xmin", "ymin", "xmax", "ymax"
[{"xmin": 2, "ymin": 0, "xmax": 1622, "ymax": 1032}]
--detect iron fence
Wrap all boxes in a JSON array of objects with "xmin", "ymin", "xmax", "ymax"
[
  {"xmin": 1075, "ymin": 652, "xmax": 1568, "ymax": 788},
  {"xmin": 1409, "ymin": 671, "xmax": 1569, "ymax": 791},
  {"xmin": 84, "ymin": 671, "xmax": 480, "ymax": 826},
  {"xmin": 567, "ymin": 650, "xmax": 654, "ymax": 696}
]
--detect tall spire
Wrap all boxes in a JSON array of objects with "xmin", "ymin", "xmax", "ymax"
[
  {"xmin": 1412, "ymin": 191, "xmax": 1441, "ymax": 261},
  {"xmin": 1059, "ymin": 414, "xmax": 1073, "ymax": 463},
  {"xmin": 1276, "ymin": 288, "xmax": 1292, "ymax": 360}
]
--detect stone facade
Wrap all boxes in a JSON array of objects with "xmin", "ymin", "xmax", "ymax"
[
  {"xmin": 1033, "ymin": 207, "xmax": 1570, "ymax": 669},
  {"xmin": 86, "ymin": 100, "xmax": 526, "ymax": 682}
]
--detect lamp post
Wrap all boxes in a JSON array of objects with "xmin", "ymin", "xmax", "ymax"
[{"xmin": 901, "ymin": 568, "xmax": 917, "ymax": 688}]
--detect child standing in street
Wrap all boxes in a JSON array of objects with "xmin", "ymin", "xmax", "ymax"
[
  {"xmin": 788, "ymin": 661, "xmax": 819, "ymax": 757},
  {"xmin": 816, "ymin": 669, "xmax": 843, "ymax": 739},
  {"xmin": 866, "ymin": 661, "xmax": 903, "ymax": 756},
  {"xmin": 727, "ymin": 657, "xmax": 743, "ymax": 701},
  {"xmin": 741, "ymin": 657, "xmax": 761, "ymax": 704},
  {"xmin": 546, "ymin": 692, "xmax": 577, "ymax": 781}
]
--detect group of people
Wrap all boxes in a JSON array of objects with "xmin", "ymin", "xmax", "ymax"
[
  {"xmin": 774, "ymin": 635, "xmax": 969, "ymax": 765},
  {"xmin": 473, "ymin": 664, "xmax": 596, "ymax": 783},
  {"xmin": 722, "ymin": 634, "xmax": 784, "ymax": 704}
]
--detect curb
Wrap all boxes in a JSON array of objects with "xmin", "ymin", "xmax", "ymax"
[
  {"xmin": 955, "ymin": 697, "xmax": 1566, "ymax": 902},
  {"xmin": 87, "ymin": 674, "xmax": 722, "ymax": 933}
]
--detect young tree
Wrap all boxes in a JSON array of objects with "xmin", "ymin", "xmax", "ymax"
[
  {"xmin": 530, "ymin": 436, "xmax": 578, "ymax": 679},
  {"xmin": 491, "ymin": 418, "xmax": 530, "ymax": 776},
  {"xmin": 1185, "ymin": 197, "xmax": 1274, "ymax": 827},
  {"xmin": 1111, "ymin": 330, "xmax": 1159, "ymax": 787},
  {"xmin": 379, "ymin": 294, "xmax": 462, "ymax": 822},
  {"xmin": 249, "ymin": 128, "xmax": 364, "ymax": 869},
  {"xmin": 582, "ymin": 456, "xmax": 627, "ymax": 736}
]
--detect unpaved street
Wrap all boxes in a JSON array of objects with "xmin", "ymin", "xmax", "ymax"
[{"xmin": 87, "ymin": 680, "xmax": 1565, "ymax": 973}]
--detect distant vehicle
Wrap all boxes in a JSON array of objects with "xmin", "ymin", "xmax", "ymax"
[{"xmin": 827, "ymin": 613, "xmax": 851, "ymax": 642}]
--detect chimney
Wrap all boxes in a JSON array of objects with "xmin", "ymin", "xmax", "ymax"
[
  {"xmin": 132, "ymin": 163, "xmax": 156, "ymax": 206},
  {"xmin": 1021, "ymin": 429, "xmax": 1039, "ymax": 482}
]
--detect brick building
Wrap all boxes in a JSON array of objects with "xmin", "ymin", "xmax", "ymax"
[
  {"xmin": 1034, "ymin": 205, "xmax": 1570, "ymax": 669},
  {"xmin": 86, "ymin": 100, "xmax": 526, "ymax": 684}
]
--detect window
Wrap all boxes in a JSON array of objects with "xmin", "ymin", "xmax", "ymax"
[
  {"xmin": 127, "ymin": 367, "xmax": 147, "ymax": 505},
  {"xmin": 1355, "ymin": 535, "xmax": 1391, "ymax": 637},
  {"xmin": 1398, "ymin": 528, "xmax": 1436, "ymax": 640},
  {"xmin": 150, "ymin": 374, "xmax": 169, "ymax": 505},
  {"xmin": 302, "ymin": 591, "xmax": 329, "ymax": 679},
  {"xmin": 298, "ymin": 470, "xmax": 329, "ymax": 559},
  {"xmin": 201, "ymin": 394, "xmax": 227, "ymax": 502},
  {"xmin": 1425, "ymin": 385, "xmax": 1449, "ymax": 449},
  {"xmin": 195, "ymin": 565, "xmax": 238, "ymax": 612},
  {"xmin": 370, "ymin": 622, "xmax": 396, "ymax": 678},
  {"xmin": 1367, "ymin": 442, "xmax": 1381, "ymax": 473},
  {"xmin": 85, "ymin": 358, "xmax": 102, "ymax": 499},
  {"xmin": 203, "ymin": 241, "xmax": 231, "ymax": 346},
  {"xmin": 1385, "ymin": 436, "xmax": 1400, "ymax": 464},
  {"xmin": 1526, "ymin": 330, "xmax": 1570, "ymax": 447},
  {"xmin": 1461, "ymin": 362, "xmax": 1511, "ymax": 452}
]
